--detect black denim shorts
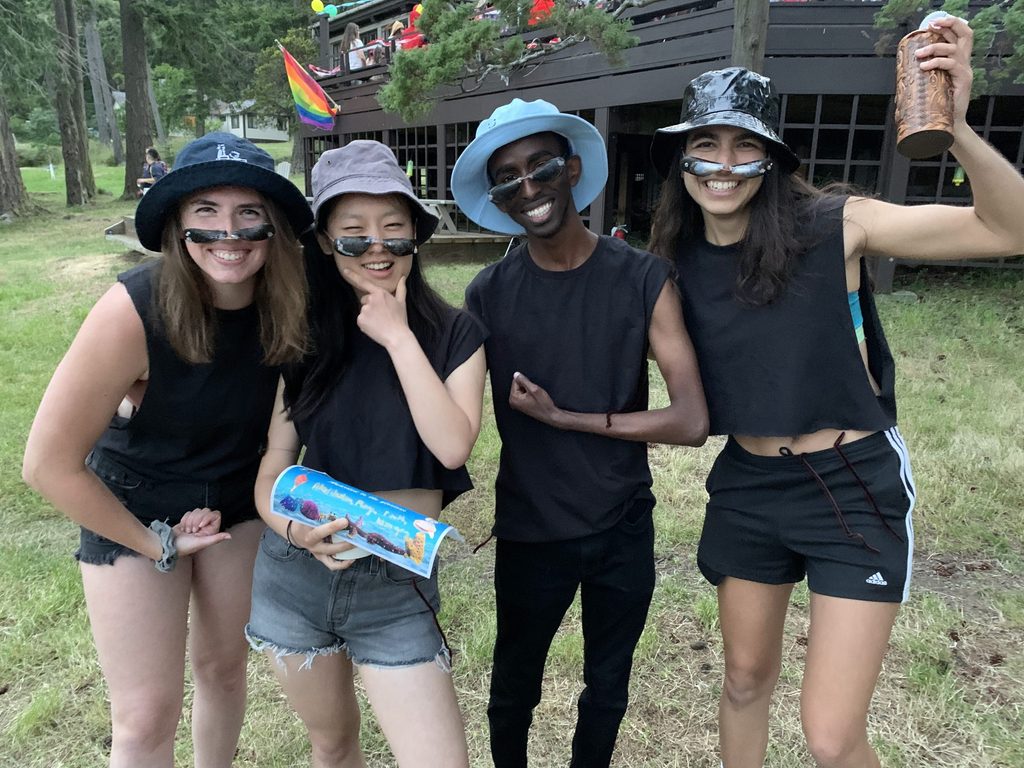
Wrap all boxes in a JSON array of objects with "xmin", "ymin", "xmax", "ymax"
[{"xmin": 77, "ymin": 450, "xmax": 260, "ymax": 565}]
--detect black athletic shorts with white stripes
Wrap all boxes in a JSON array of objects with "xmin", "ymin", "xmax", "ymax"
[{"xmin": 697, "ymin": 427, "xmax": 916, "ymax": 604}]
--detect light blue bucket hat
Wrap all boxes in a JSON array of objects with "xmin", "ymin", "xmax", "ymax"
[{"xmin": 450, "ymin": 99, "xmax": 608, "ymax": 235}]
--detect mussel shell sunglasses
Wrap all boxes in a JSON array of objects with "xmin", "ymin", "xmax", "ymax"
[
  {"xmin": 680, "ymin": 156, "xmax": 774, "ymax": 178},
  {"xmin": 184, "ymin": 223, "xmax": 276, "ymax": 243},
  {"xmin": 488, "ymin": 156, "xmax": 568, "ymax": 204},
  {"xmin": 332, "ymin": 236, "xmax": 417, "ymax": 258}
]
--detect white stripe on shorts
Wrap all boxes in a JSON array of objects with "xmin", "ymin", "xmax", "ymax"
[{"xmin": 883, "ymin": 426, "xmax": 916, "ymax": 603}]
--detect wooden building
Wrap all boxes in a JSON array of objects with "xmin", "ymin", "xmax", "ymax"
[{"xmin": 304, "ymin": 0, "xmax": 1024, "ymax": 285}]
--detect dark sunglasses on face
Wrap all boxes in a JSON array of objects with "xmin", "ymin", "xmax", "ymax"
[
  {"xmin": 333, "ymin": 236, "xmax": 417, "ymax": 258},
  {"xmin": 680, "ymin": 156, "xmax": 774, "ymax": 178},
  {"xmin": 488, "ymin": 156, "xmax": 568, "ymax": 204},
  {"xmin": 184, "ymin": 223, "xmax": 276, "ymax": 243}
]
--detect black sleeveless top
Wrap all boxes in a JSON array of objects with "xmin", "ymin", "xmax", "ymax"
[
  {"xmin": 92, "ymin": 261, "xmax": 279, "ymax": 481},
  {"xmin": 674, "ymin": 197, "xmax": 897, "ymax": 437},
  {"xmin": 292, "ymin": 308, "xmax": 486, "ymax": 509},
  {"xmin": 465, "ymin": 236, "xmax": 670, "ymax": 542}
]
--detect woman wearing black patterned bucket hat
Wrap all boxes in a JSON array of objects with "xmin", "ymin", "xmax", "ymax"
[
  {"xmin": 648, "ymin": 18, "xmax": 1024, "ymax": 768},
  {"xmin": 24, "ymin": 132, "xmax": 310, "ymax": 767},
  {"xmin": 246, "ymin": 140, "xmax": 485, "ymax": 767}
]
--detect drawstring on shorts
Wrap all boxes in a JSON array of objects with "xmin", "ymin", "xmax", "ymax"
[
  {"xmin": 410, "ymin": 577, "xmax": 453, "ymax": 668},
  {"xmin": 780, "ymin": 431, "xmax": 904, "ymax": 553}
]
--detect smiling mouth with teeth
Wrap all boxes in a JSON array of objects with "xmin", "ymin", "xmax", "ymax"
[
  {"xmin": 525, "ymin": 200, "xmax": 553, "ymax": 219},
  {"xmin": 706, "ymin": 180, "xmax": 741, "ymax": 191},
  {"xmin": 363, "ymin": 261, "xmax": 394, "ymax": 271},
  {"xmin": 211, "ymin": 250, "xmax": 245, "ymax": 262}
]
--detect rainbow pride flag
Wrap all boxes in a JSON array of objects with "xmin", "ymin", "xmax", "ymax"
[{"xmin": 280, "ymin": 42, "xmax": 339, "ymax": 131}]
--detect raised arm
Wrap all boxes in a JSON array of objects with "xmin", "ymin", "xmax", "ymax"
[
  {"xmin": 22, "ymin": 284, "xmax": 228, "ymax": 561},
  {"xmin": 845, "ymin": 15, "xmax": 1024, "ymax": 263},
  {"xmin": 509, "ymin": 281, "xmax": 709, "ymax": 447}
]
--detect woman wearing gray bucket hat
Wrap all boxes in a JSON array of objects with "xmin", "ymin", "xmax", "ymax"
[
  {"xmin": 648, "ymin": 19, "xmax": 1024, "ymax": 768},
  {"xmin": 246, "ymin": 140, "xmax": 485, "ymax": 767},
  {"xmin": 23, "ymin": 132, "xmax": 310, "ymax": 767}
]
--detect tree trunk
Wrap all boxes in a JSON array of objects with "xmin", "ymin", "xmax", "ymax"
[
  {"xmin": 195, "ymin": 91, "xmax": 207, "ymax": 138},
  {"xmin": 121, "ymin": 0, "xmax": 152, "ymax": 199},
  {"xmin": 147, "ymin": 67, "xmax": 166, "ymax": 144},
  {"xmin": 732, "ymin": 0, "xmax": 769, "ymax": 72},
  {"xmin": 53, "ymin": 0, "xmax": 97, "ymax": 205},
  {"xmin": 84, "ymin": 11, "xmax": 110, "ymax": 145},
  {"xmin": 289, "ymin": 123, "xmax": 305, "ymax": 176},
  {"xmin": 84, "ymin": 9, "xmax": 122, "ymax": 164},
  {"xmin": 0, "ymin": 89, "xmax": 29, "ymax": 218}
]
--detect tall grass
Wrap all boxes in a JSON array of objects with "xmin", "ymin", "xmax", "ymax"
[{"xmin": 1, "ymin": 156, "xmax": 1021, "ymax": 766}]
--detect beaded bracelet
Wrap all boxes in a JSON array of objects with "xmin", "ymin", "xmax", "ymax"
[{"xmin": 149, "ymin": 520, "xmax": 178, "ymax": 573}]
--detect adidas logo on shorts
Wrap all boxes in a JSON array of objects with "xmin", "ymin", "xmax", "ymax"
[{"xmin": 865, "ymin": 572, "xmax": 888, "ymax": 586}]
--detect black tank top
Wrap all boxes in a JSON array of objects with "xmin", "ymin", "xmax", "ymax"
[
  {"xmin": 92, "ymin": 261, "xmax": 279, "ymax": 481},
  {"xmin": 293, "ymin": 308, "xmax": 486, "ymax": 509},
  {"xmin": 465, "ymin": 236, "xmax": 670, "ymax": 541},
  {"xmin": 674, "ymin": 198, "xmax": 897, "ymax": 437}
]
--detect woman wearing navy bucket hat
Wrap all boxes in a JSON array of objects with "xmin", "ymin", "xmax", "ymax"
[
  {"xmin": 24, "ymin": 132, "xmax": 311, "ymax": 767},
  {"xmin": 245, "ymin": 140, "xmax": 486, "ymax": 767},
  {"xmin": 648, "ymin": 18, "xmax": 1024, "ymax": 768}
]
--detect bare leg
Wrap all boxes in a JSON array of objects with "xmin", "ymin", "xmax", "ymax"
[
  {"xmin": 801, "ymin": 594, "xmax": 899, "ymax": 768},
  {"xmin": 267, "ymin": 651, "xmax": 367, "ymax": 768},
  {"xmin": 717, "ymin": 578, "xmax": 794, "ymax": 768},
  {"xmin": 188, "ymin": 519, "xmax": 264, "ymax": 768},
  {"xmin": 81, "ymin": 556, "xmax": 193, "ymax": 768},
  {"xmin": 360, "ymin": 661, "xmax": 469, "ymax": 768}
]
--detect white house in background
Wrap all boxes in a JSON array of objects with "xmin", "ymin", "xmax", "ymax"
[{"xmin": 210, "ymin": 99, "xmax": 289, "ymax": 142}]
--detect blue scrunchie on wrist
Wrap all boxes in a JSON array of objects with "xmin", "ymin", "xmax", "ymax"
[{"xmin": 149, "ymin": 520, "xmax": 178, "ymax": 573}]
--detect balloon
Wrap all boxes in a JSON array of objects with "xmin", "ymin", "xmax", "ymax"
[
  {"xmin": 311, "ymin": 0, "xmax": 324, "ymax": 11},
  {"xmin": 325, "ymin": 4, "xmax": 338, "ymax": 16},
  {"xmin": 295, "ymin": 474, "xmax": 308, "ymax": 486}
]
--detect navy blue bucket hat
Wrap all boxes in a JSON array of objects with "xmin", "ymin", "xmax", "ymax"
[
  {"xmin": 136, "ymin": 132, "xmax": 312, "ymax": 252},
  {"xmin": 650, "ymin": 68, "xmax": 800, "ymax": 178}
]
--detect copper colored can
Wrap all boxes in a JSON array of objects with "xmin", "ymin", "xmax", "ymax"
[{"xmin": 895, "ymin": 28, "xmax": 955, "ymax": 159}]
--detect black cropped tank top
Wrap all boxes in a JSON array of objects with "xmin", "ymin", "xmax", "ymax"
[
  {"xmin": 674, "ymin": 197, "xmax": 897, "ymax": 437},
  {"xmin": 292, "ymin": 308, "xmax": 486, "ymax": 509},
  {"xmin": 92, "ymin": 261, "xmax": 279, "ymax": 481}
]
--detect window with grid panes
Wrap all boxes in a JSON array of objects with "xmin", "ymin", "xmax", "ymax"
[
  {"xmin": 391, "ymin": 125, "xmax": 438, "ymax": 200},
  {"xmin": 905, "ymin": 95, "xmax": 1024, "ymax": 205},
  {"xmin": 780, "ymin": 94, "xmax": 886, "ymax": 193}
]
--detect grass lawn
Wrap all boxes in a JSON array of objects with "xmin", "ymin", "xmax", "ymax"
[{"xmin": 0, "ymin": 156, "xmax": 1022, "ymax": 767}]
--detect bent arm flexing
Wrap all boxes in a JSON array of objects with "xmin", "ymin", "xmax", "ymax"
[{"xmin": 846, "ymin": 15, "xmax": 1024, "ymax": 262}]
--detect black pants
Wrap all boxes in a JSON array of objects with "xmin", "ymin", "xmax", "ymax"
[{"xmin": 488, "ymin": 500, "xmax": 656, "ymax": 768}]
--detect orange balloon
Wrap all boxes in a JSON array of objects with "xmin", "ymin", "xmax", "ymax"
[{"xmin": 295, "ymin": 473, "xmax": 308, "ymax": 486}]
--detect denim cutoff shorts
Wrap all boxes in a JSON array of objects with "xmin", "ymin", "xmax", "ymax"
[
  {"xmin": 245, "ymin": 527, "xmax": 448, "ymax": 670},
  {"xmin": 77, "ymin": 450, "xmax": 260, "ymax": 565}
]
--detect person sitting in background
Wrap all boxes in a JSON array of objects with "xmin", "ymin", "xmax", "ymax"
[
  {"xmin": 136, "ymin": 147, "xmax": 168, "ymax": 196},
  {"xmin": 341, "ymin": 23, "xmax": 365, "ymax": 73}
]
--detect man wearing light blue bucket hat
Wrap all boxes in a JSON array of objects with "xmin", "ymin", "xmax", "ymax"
[{"xmin": 454, "ymin": 99, "xmax": 709, "ymax": 767}]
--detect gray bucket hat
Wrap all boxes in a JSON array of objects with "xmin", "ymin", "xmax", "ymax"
[
  {"xmin": 650, "ymin": 67, "xmax": 800, "ymax": 178},
  {"xmin": 311, "ymin": 140, "xmax": 439, "ymax": 244}
]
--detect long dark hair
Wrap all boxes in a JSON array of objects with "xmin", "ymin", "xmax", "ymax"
[
  {"xmin": 283, "ymin": 196, "xmax": 449, "ymax": 421},
  {"xmin": 648, "ymin": 143, "xmax": 836, "ymax": 306}
]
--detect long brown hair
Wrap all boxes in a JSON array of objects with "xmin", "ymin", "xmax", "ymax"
[
  {"xmin": 648, "ymin": 143, "xmax": 832, "ymax": 306},
  {"xmin": 156, "ymin": 194, "xmax": 308, "ymax": 365}
]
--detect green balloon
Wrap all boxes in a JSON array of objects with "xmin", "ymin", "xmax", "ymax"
[{"xmin": 325, "ymin": 4, "xmax": 338, "ymax": 16}]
